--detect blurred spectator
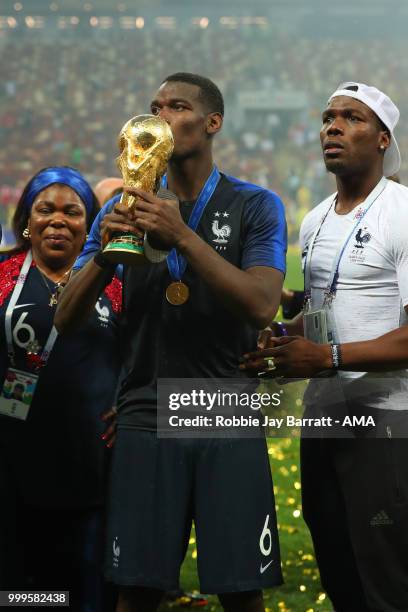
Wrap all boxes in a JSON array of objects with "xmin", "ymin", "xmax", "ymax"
[{"xmin": 93, "ymin": 178, "xmax": 123, "ymax": 207}]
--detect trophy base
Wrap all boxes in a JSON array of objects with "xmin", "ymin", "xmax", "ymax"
[{"xmin": 102, "ymin": 233, "xmax": 147, "ymax": 265}]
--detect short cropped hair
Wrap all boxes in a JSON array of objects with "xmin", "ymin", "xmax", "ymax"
[{"xmin": 162, "ymin": 72, "xmax": 224, "ymax": 117}]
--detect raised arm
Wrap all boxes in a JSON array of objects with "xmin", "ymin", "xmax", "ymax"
[
  {"xmin": 176, "ymin": 231, "xmax": 283, "ymax": 328},
  {"xmin": 55, "ymin": 199, "xmax": 136, "ymax": 333},
  {"xmin": 132, "ymin": 187, "xmax": 287, "ymax": 329},
  {"xmin": 55, "ymin": 258, "xmax": 114, "ymax": 333}
]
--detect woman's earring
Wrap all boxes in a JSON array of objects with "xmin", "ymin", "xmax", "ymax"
[
  {"xmin": 380, "ymin": 145, "xmax": 386, "ymax": 151},
  {"xmin": 22, "ymin": 227, "xmax": 31, "ymax": 239}
]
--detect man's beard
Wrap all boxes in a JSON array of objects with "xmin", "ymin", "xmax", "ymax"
[{"xmin": 324, "ymin": 159, "xmax": 349, "ymax": 176}]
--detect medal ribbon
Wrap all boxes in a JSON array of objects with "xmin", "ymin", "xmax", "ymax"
[
  {"xmin": 304, "ymin": 177, "xmax": 387, "ymax": 307},
  {"xmin": 5, "ymin": 250, "xmax": 59, "ymax": 367},
  {"xmin": 161, "ymin": 166, "xmax": 221, "ymax": 280}
]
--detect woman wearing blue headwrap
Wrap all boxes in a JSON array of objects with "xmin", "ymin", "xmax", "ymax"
[{"xmin": 0, "ymin": 167, "xmax": 121, "ymax": 611}]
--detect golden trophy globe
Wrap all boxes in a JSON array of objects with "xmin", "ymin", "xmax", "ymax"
[{"xmin": 102, "ymin": 114, "xmax": 174, "ymax": 264}]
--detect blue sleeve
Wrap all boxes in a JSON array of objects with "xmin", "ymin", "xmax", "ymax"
[
  {"xmin": 241, "ymin": 190, "xmax": 287, "ymax": 274},
  {"xmin": 74, "ymin": 195, "xmax": 121, "ymax": 271}
]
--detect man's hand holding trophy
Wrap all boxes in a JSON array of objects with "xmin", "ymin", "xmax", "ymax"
[{"xmin": 101, "ymin": 114, "xmax": 177, "ymax": 265}]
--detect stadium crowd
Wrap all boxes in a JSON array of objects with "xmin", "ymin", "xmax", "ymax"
[{"xmin": 1, "ymin": 28, "xmax": 408, "ymax": 242}]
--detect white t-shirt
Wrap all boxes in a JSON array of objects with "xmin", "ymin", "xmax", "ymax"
[{"xmin": 300, "ymin": 178, "xmax": 408, "ymax": 410}]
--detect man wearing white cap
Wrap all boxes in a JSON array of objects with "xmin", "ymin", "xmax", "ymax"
[{"xmin": 243, "ymin": 82, "xmax": 408, "ymax": 610}]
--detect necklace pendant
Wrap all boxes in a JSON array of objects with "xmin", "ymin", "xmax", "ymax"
[
  {"xmin": 26, "ymin": 338, "xmax": 43, "ymax": 370},
  {"xmin": 26, "ymin": 339, "xmax": 41, "ymax": 355},
  {"xmin": 49, "ymin": 293, "xmax": 58, "ymax": 307}
]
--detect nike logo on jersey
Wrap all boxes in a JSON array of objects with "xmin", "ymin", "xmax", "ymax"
[
  {"xmin": 260, "ymin": 559, "xmax": 274, "ymax": 574},
  {"xmin": 13, "ymin": 304, "xmax": 35, "ymax": 309}
]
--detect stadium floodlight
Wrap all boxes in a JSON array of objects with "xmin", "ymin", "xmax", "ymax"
[{"xmin": 191, "ymin": 17, "xmax": 209, "ymax": 28}]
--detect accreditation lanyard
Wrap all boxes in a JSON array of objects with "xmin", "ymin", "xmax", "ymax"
[
  {"xmin": 161, "ymin": 166, "xmax": 221, "ymax": 281},
  {"xmin": 5, "ymin": 250, "xmax": 59, "ymax": 368},
  {"xmin": 304, "ymin": 177, "xmax": 387, "ymax": 308}
]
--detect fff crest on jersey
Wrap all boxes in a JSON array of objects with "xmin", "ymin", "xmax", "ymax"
[
  {"xmin": 354, "ymin": 227, "xmax": 372, "ymax": 249},
  {"xmin": 212, "ymin": 210, "xmax": 231, "ymax": 252}
]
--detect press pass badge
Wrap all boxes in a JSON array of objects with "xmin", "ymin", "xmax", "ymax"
[
  {"xmin": 302, "ymin": 179, "xmax": 387, "ymax": 350},
  {"xmin": 303, "ymin": 309, "xmax": 333, "ymax": 345},
  {"xmin": 0, "ymin": 367, "xmax": 39, "ymax": 421},
  {"xmin": 2, "ymin": 252, "xmax": 59, "ymax": 422}
]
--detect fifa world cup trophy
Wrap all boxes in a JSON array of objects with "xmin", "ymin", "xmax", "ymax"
[{"xmin": 102, "ymin": 114, "xmax": 174, "ymax": 264}]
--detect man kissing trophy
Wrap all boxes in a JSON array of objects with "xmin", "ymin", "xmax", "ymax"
[{"xmin": 102, "ymin": 114, "xmax": 174, "ymax": 264}]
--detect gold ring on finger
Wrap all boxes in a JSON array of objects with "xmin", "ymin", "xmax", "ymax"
[{"xmin": 264, "ymin": 356, "xmax": 276, "ymax": 371}]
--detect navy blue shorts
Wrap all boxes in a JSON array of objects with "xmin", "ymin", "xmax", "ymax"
[{"xmin": 104, "ymin": 430, "xmax": 282, "ymax": 593}]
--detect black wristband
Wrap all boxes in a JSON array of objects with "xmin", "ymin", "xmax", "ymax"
[{"xmin": 93, "ymin": 251, "xmax": 115, "ymax": 270}]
